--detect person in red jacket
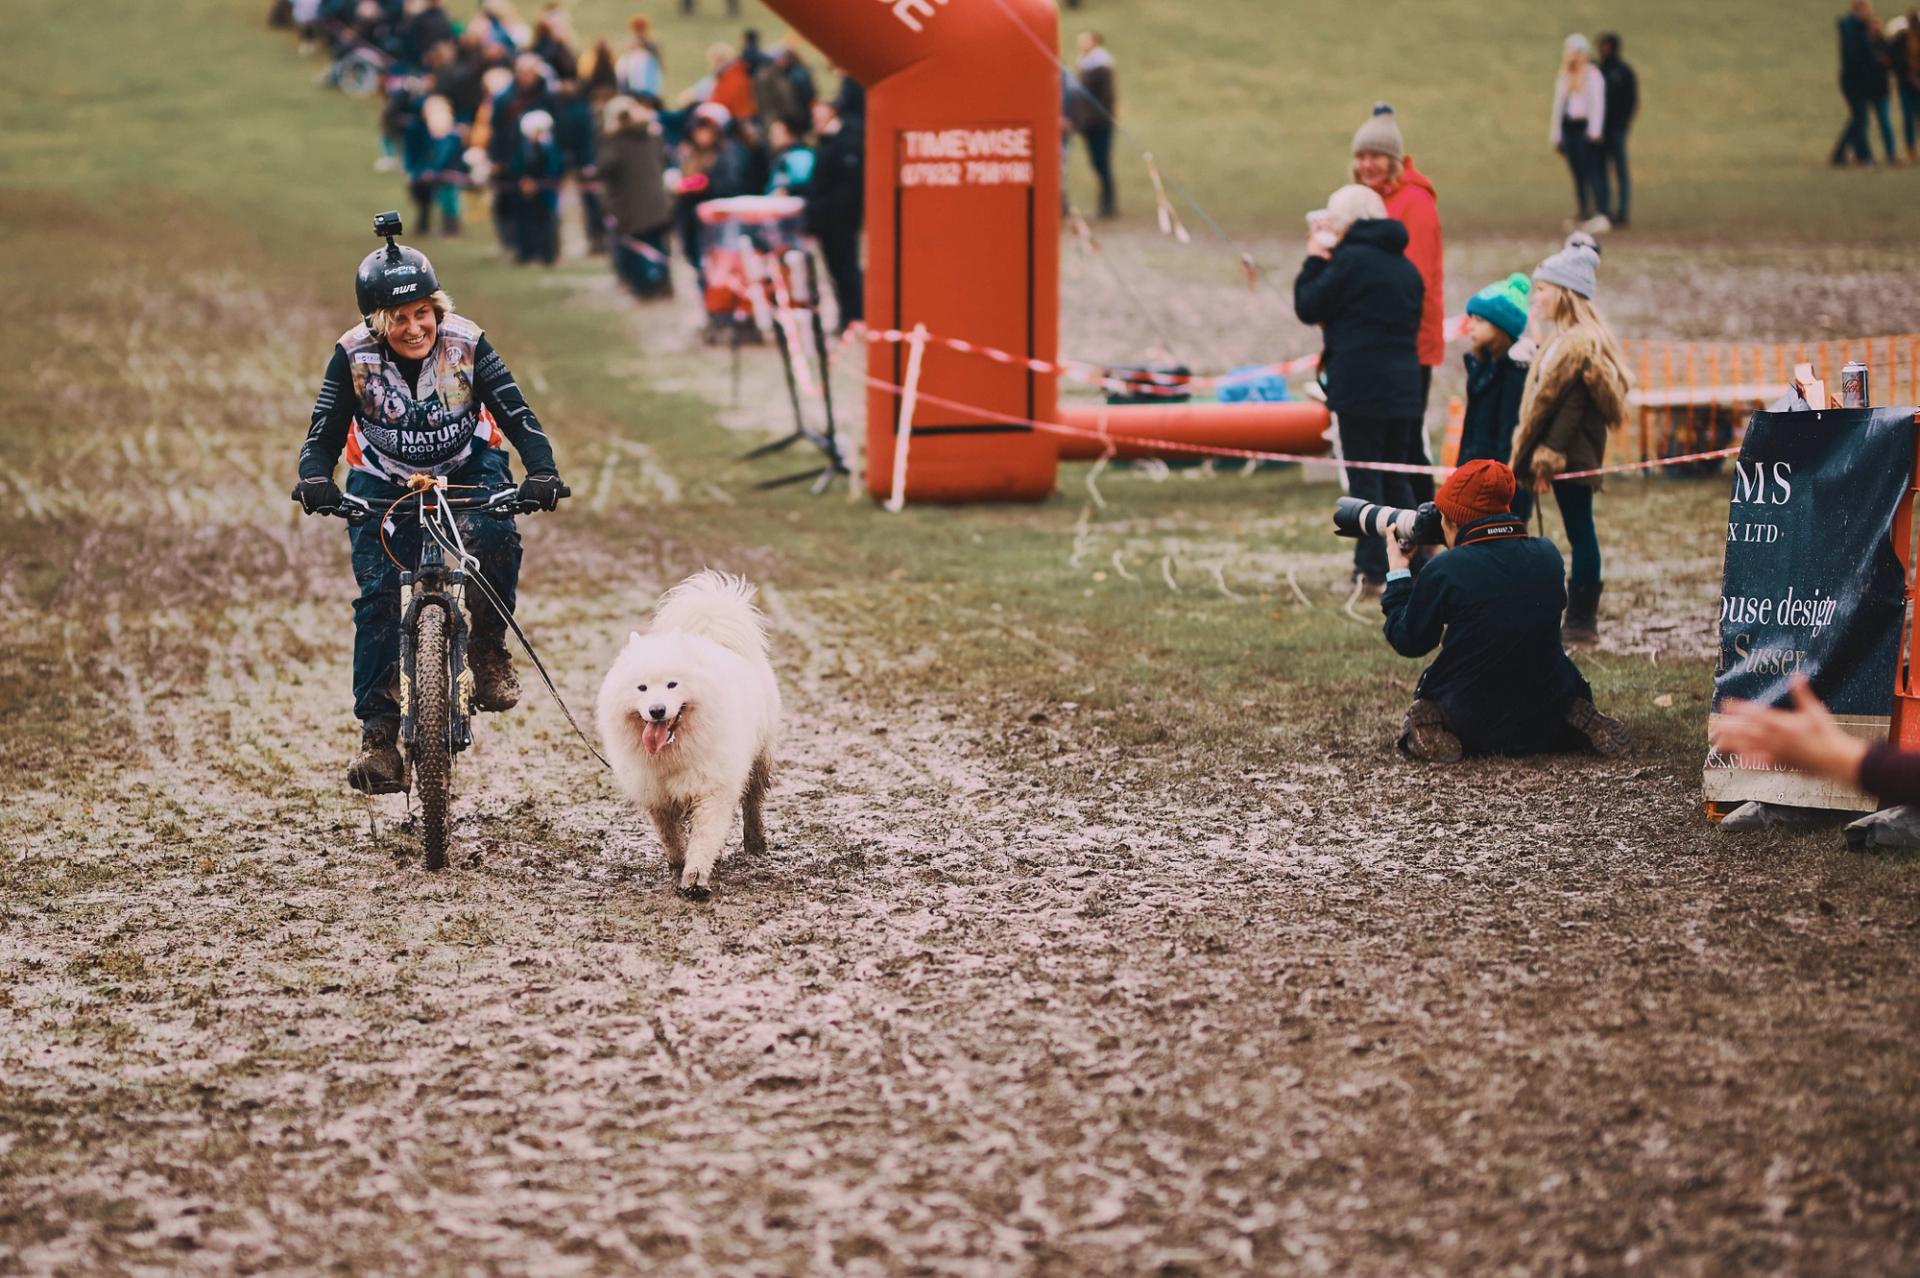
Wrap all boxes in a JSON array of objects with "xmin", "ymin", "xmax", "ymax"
[{"xmin": 1351, "ymin": 102, "xmax": 1445, "ymax": 497}]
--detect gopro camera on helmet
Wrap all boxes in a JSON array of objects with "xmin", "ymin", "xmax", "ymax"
[
  {"xmin": 1332, "ymin": 497, "xmax": 1446, "ymax": 548},
  {"xmin": 354, "ymin": 211, "xmax": 440, "ymax": 321}
]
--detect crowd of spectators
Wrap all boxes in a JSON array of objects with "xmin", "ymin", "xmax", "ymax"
[{"xmin": 279, "ymin": 0, "xmax": 867, "ymax": 326}]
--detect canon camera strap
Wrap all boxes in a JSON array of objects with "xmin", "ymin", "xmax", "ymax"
[{"xmin": 1454, "ymin": 515, "xmax": 1529, "ymax": 547}]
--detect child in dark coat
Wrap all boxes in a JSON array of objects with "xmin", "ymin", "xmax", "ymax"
[
  {"xmin": 1457, "ymin": 272, "xmax": 1533, "ymax": 513},
  {"xmin": 509, "ymin": 109, "xmax": 566, "ymax": 265},
  {"xmin": 404, "ymin": 95, "xmax": 468, "ymax": 235}
]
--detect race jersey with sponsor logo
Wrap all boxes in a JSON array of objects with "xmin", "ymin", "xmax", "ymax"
[{"xmin": 299, "ymin": 316, "xmax": 556, "ymax": 485}]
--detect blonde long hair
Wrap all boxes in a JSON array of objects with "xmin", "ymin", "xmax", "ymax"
[
  {"xmin": 1526, "ymin": 284, "xmax": 1631, "ymax": 431},
  {"xmin": 1561, "ymin": 46, "xmax": 1589, "ymax": 94}
]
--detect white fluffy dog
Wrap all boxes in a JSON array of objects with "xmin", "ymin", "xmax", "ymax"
[{"xmin": 596, "ymin": 570, "xmax": 781, "ymax": 900}]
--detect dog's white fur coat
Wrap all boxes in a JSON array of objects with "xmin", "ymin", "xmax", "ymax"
[{"xmin": 596, "ymin": 570, "xmax": 781, "ymax": 897}]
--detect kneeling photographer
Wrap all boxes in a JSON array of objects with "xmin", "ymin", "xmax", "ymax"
[{"xmin": 1341, "ymin": 459, "xmax": 1630, "ymax": 762}]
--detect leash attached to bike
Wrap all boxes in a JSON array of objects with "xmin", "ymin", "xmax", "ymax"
[
  {"xmin": 414, "ymin": 486, "xmax": 614, "ymax": 773},
  {"xmin": 341, "ymin": 480, "xmax": 613, "ymax": 773}
]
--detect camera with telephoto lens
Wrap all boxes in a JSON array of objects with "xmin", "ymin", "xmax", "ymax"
[
  {"xmin": 373, "ymin": 210, "xmax": 404, "ymax": 240},
  {"xmin": 1332, "ymin": 497, "xmax": 1446, "ymax": 548}
]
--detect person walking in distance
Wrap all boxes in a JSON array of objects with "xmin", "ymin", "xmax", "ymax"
[
  {"xmin": 1832, "ymin": 1, "xmax": 1899, "ymax": 165},
  {"xmin": 1550, "ymin": 34, "xmax": 1609, "ymax": 232},
  {"xmin": 1066, "ymin": 31, "xmax": 1118, "ymax": 218},
  {"xmin": 1595, "ymin": 33, "xmax": 1637, "ymax": 226},
  {"xmin": 805, "ymin": 95, "xmax": 864, "ymax": 333},
  {"xmin": 1892, "ymin": 11, "xmax": 1920, "ymax": 163}
]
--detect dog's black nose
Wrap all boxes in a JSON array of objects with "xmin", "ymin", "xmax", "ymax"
[{"xmin": 647, "ymin": 704, "xmax": 669, "ymax": 721}]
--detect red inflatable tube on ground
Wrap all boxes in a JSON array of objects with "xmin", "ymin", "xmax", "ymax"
[{"xmin": 1052, "ymin": 401, "xmax": 1333, "ymax": 462}]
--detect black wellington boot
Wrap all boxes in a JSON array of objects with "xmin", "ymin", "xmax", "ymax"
[{"xmin": 1563, "ymin": 581, "xmax": 1602, "ymax": 645}]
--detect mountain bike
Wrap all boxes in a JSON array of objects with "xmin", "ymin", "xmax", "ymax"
[{"xmin": 327, "ymin": 479, "xmax": 560, "ymax": 870}]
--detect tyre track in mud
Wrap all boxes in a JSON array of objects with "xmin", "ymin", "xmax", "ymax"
[{"xmin": 8, "ymin": 530, "xmax": 1920, "ymax": 1273}]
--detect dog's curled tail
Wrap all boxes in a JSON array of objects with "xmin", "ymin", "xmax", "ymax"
[{"xmin": 650, "ymin": 569, "xmax": 769, "ymax": 660}]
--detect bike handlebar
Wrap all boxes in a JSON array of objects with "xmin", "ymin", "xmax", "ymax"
[{"xmin": 308, "ymin": 483, "xmax": 568, "ymax": 525}]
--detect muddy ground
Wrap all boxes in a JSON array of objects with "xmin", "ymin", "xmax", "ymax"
[{"xmin": 6, "ymin": 223, "xmax": 1920, "ymax": 1276}]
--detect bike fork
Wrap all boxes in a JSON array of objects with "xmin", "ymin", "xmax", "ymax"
[{"xmin": 397, "ymin": 581, "xmax": 476, "ymax": 755}]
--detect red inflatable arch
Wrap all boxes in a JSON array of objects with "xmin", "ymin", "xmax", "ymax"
[{"xmin": 763, "ymin": 0, "xmax": 1329, "ymax": 502}]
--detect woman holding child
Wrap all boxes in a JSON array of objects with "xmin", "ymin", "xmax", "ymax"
[{"xmin": 1293, "ymin": 183, "xmax": 1426, "ymax": 594}]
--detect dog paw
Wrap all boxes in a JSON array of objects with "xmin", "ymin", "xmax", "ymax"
[{"xmin": 676, "ymin": 880, "xmax": 712, "ymax": 903}]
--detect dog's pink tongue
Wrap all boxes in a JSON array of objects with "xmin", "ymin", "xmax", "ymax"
[{"xmin": 641, "ymin": 721, "xmax": 673, "ymax": 755}]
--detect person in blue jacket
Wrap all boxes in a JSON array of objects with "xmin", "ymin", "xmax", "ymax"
[
  {"xmin": 553, "ymin": 78, "xmax": 605, "ymax": 254},
  {"xmin": 1381, "ymin": 460, "xmax": 1629, "ymax": 761},
  {"xmin": 508, "ymin": 108, "xmax": 566, "ymax": 265}
]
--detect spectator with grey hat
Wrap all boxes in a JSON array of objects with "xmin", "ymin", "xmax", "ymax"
[
  {"xmin": 1550, "ymin": 34, "xmax": 1610, "ymax": 232},
  {"xmin": 1510, "ymin": 236, "xmax": 1631, "ymax": 644}
]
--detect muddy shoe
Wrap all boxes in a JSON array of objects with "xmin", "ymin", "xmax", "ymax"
[
  {"xmin": 469, "ymin": 644, "xmax": 521, "ymax": 712},
  {"xmin": 347, "ymin": 719, "xmax": 410, "ymax": 795},
  {"xmin": 1398, "ymin": 698, "xmax": 1464, "ymax": 763},
  {"xmin": 1565, "ymin": 698, "xmax": 1631, "ymax": 757}
]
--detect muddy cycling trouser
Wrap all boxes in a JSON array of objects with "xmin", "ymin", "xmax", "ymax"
[{"xmin": 344, "ymin": 449, "xmax": 523, "ymax": 724}]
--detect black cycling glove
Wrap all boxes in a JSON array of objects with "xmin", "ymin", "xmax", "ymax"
[
  {"xmin": 519, "ymin": 473, "xmax": 569, "ymax": 511},
  {"xmin": 292, "ymin": 475, "xmax": 344, "ymax": 514}
]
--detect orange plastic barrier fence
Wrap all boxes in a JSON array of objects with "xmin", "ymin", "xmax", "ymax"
[{"xmin": 1622, "ymin": 334, "xmax": 1920, "ymax": 463}]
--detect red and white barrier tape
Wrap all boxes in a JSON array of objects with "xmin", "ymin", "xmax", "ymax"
[
  {"xmin": 831, "ymin": 343, "xmax": 1740, "ymax": 479},
  {"xmin": 845, "ymin": 315, "xmax": 1470, "ymax": 400}
]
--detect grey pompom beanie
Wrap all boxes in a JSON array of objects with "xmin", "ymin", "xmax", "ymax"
[
  {"xmin": 1351, "ymin": 101, "xmax": 1404, "ymax": 160},
  {"xmin": 1535, "ymin": 241, "xmax": 1600, "ymax": 299}
]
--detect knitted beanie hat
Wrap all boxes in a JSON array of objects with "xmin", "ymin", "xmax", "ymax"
[
  {"xmin": 1465, "ymin": 273, "xmax": 1532, "ymax": 341},
  {"xmin": 1351, "ymin": 101, "xmax": 1404, "ymax": 160},
  {"xmin": 1534, "ymin": 241, "xmax": 1600, "ymax": 299},
  {"xmin": 1436, "ymin": 459, "xmax": 1518, "ymax": 525}
]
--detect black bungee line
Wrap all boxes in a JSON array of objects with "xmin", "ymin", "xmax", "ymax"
[{"xmin": 419, "ymin": 495, "xmax": 613, "ymax": 771}]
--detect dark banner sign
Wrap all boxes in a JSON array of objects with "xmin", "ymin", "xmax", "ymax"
[{"xmin": 1705, "ymin": 406, "xmax": 1916, "ymax": 811}]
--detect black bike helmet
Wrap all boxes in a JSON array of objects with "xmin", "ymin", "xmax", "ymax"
[{"xmin": 354, "ymin": 211, "xmax": 440, "ymax": 321}]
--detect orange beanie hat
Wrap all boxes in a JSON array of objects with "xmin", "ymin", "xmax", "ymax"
[{"xmin": 1435, "ymin": 458, "xmax": 1517, "ymax": 525}]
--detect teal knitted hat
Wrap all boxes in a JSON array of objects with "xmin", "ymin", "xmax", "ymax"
[{"xmin": 1465, "ymin": 272, "xmax": 1532, "ymax": 341}]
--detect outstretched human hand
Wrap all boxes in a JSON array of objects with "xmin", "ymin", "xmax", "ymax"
[{"xmin": 1710, "ymin": 675, "xmax": 1869, "ymax": 786}]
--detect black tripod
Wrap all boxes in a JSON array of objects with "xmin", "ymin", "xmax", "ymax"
[{"xmin": 737, "ymin": 243, "xmax": 847, "ymax": 494}]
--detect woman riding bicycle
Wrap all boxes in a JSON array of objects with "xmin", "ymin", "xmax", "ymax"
[{"xmin": 293, "ymin": 213, "xmax": 568, "ymax": 794}]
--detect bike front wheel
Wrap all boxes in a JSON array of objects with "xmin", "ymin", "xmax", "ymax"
[{"xmin": 413, "ymin": 602, "xmax": 454, "ymax": 870}]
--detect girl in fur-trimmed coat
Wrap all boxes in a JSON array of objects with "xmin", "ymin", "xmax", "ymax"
[{"xmin": 1510, "ymin": 238, "xmax": 1630, "ymax": 643}]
